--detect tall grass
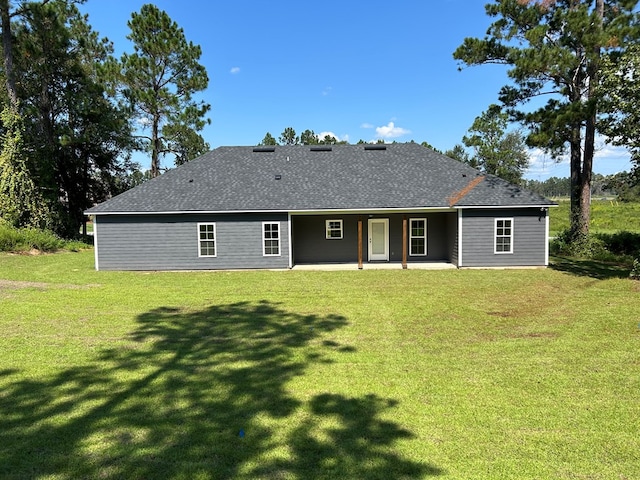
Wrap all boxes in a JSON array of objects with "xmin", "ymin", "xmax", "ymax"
[
  {"xmin": 0, "ymin": 221, "xmax": 89, "ymax": 252},
  {"xmin": 549, "ymin": 199, "xmax": 640, "ymax": 235}
]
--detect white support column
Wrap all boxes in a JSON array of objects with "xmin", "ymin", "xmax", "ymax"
[
  {"xmin": 92, "ymin": 216, "xmax": 99, "ymax": 271},
  {"xmin": 457, "ymin": 209, "xmax": 463, "ymax": 267},
  {"xmin": 544, "ymin": 209, "xmax": 550, "ymax": 266},
  {"xmin": 287, "ymin": 212, "xmax": 293, "ymax": 269}
]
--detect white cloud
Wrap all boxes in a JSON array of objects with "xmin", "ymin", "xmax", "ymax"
[
  {"xmin": 524, "ymin": 137, "xmax": 633, "ymax": 180},
  {"xmin": 230, "ymin": 67, "xmax": 240, "ymax": 74},
  {"xmin": 360, "ymin": 123, "xmax": 374, "ymax": 129},
  {"xmin": 322, "ymin": 86, "xmax": 332, "ymax": 96},
  {"xmin": 317, "ymin": 131, "xmax": 349, "ymax": 143},
  {"xmin": 524, "ymin": 148, "xmax": 564, "ymax": 179},
  {"xmin": 375, "ymin": 121, "xmax": 411, "ymax": 139}
]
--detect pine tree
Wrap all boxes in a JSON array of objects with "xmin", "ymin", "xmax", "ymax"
[
  {"xmin": 454, "ymin": 0, "xmax": 639, "ymax": 238},
  {"xmin": 121, "ymin": 4, "xmax": 210, "ymax": 177}
]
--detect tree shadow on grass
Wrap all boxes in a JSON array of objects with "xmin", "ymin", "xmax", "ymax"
[
  {"xmin": 0, "ymin": 301, "xmax": 441, "ymax": 479},
  {"xmin": 550, "ymin": 256, "xmax": 632, "ymax": 280}
]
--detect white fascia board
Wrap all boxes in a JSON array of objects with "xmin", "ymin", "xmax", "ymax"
[
  {"xmin": 456, "ymin": 204, "xmax": 557, "ymax": 210},
  {"xmin": 289, "ymin": 207, "xmax": 456, "ymax": 215},
  {"xmin": 87, "ymin": 206, "xmax": 458, "ymax": 216}
]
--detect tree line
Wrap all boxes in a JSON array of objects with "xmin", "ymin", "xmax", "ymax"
[
  {"xmin": 0, "ymin": 1, "xmax": 210, "ymax": 238},
  {"xmin": 523, "ymin": 172, "xmax": 640, "ymax": 202},
  {"xmin": 2, "ymin": 1, "xmax": 640, "ymax": 242}
]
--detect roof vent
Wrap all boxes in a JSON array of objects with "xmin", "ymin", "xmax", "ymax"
[
  {"xmin": 253, "ymin": 147, "xmax": 275, "ymax": 153},
  {"xmin": 275, "ymin": 174, "xmax": 282, "ymax": 180},
  {"xmin": 364, "ymin": 145, "xmax": 387, "ymax": 151},
  {"xmin": 310, "ymin": 146, "xmax": 332, "ymax": 152}
]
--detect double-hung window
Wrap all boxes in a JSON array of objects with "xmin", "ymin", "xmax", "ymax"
[
  {"xmin": 198, "ymin": 223, "xmax": 216, "ymax": 257},
  {"xmin": 409, "ymin": 218, "xmax": 427, "ymax": 256},
  {"xmin": 326, "ymin": 219, "xmax": 343, "ymax": 239},
  {"xmin": 263, "ymin": 222, "xmax": 280, "ymax": 256},
  {"xmin": 495, "ymin": 218, "xmax": 513, "ymax": 254}
]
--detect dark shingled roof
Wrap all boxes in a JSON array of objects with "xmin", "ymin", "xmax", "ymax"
[{"xmin": 86, "ymin": 143, "xmax": 555, "ymax": 214}]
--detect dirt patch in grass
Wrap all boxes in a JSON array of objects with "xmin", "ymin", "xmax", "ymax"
[
  {"xmin": 0, "ymin": 279, "xmax": 100, "ymax": 291},
  {"xmin": 507, "ymin": 331, "xmax": 559, "ymax": 339},
  {"xmin": 0, "ymin": 279, "xmax": 50, "ymax": 290}
]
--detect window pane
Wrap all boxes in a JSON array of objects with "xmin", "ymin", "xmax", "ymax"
[
  {"xmin": 371, "ymin": 223, "xmax": 385, "ymax": 255},
  {"xmin": 265, "ymin": 239, "xmax": 279, "ymax": 255},
  {"xmin": 411, "ymin": 220, "xmax": 425, "ymax": 237},
  {"xmin": 200, "ymin": 241, "xmax": 215, "ymax": 256},
  {"xmin": 411, "ymin": 238, "xmax": 425, "ymax": 255}
]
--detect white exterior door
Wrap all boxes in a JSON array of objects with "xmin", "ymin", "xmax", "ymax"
[{"xmin": 368, "ymin": 218, "xmax": 389, "ymax": 261}]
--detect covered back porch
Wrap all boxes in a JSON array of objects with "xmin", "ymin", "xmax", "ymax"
[{"xmin": 290, "ymin": 211, "xmax": 459, "ymax": 269}]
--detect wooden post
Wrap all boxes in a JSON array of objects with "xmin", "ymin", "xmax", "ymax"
[
  {"xmin": 402, "ymin": 215, "xmax": 408, "ymax": 269},
  {"xmin": 358, "ymin": 217, "xmax": 363, "ymax": 269}
]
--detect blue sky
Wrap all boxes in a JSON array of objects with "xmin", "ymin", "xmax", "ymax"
[{"xmin": 79, "ymin": 0, "xmax": 633, "ymax": 180}]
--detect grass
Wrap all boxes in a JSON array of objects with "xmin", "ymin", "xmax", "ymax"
[
  {"xmin": 549, "ymin": 199, "xmax": 640, "ymax": 236},
  {"xmin": 1, "ymin": 250, "xmax": 639, "ymax": 479}
]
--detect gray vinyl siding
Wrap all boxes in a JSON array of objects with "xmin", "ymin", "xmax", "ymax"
[
  {"xmin": 293, "ymin": 215, "xmax": 359, "ymax": 263},
  {"xmin": 94, "ymin": 213, "xmax": 290, "ymax": 271},
  {"xmin": 460, "ymin": 208, "xmax": 547, "ymax": 267},
  {"xmin": 292, "ymin": 213, "xmax": 455, "ymax": 264}
]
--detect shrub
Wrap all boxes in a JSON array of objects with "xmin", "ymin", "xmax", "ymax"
[
  {"xmin": 551, "ymin": 229, "xmax": 609, "ymax": 259},
  {"xmin": 550, "ymin": 229, "xmax": 637, "ymax": 264},
  {"xmin": 0, "ymin": 221, "xmax": 89, "ymax": 253},
  {"xmin": 20, "ymin": 227, "xmax": 64, "ymax": 251},
  {"xmin": 0, "ymin": 220, "xmax": 23, "ymax": 251},
  {"xmin": 595, "ymin": 231, "xmax": 640, "ymax": 257}
]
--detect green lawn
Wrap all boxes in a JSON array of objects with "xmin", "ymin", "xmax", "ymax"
[
  {"xmin": 1, "ymin": 251, "xmax": 639, "ymax": 479},
  {"xmin": 549, "ymin": 199, "xmax": 640, "ymax": 235}
]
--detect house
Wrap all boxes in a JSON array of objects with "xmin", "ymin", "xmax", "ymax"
[{"xmin": 85, "ymin": 143, "xmax": 556, "ymax": 271}]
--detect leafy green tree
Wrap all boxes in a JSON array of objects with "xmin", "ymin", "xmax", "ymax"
[
  {"xmin": 419, "ymin": 140, "xmax": 442, "ymax": 153},
  {"xmin": 121, "ymin": 3, "xmax": 210, "ymax": 177},
  {"xmin": 279, "ymin": 127, "xmax": 299, "ymax": 145},
  {"xmin": 0, "ymin": 0, "xmax": 54, "ymax": 228},
  {"xmin": 603, "ymin": 170, "xmax": 640, "ymax": 202},
  {"xmin": 318, "ymin": 134, "xmax": 340, "ymax": 145},
  {"xmin": 12, "ymin": 0, "xmax": 134, "ymax": 237},
  {"xmin": 259, "ymin": 132, "xmax": 277, "ymax": 146},
  {"xmin": 454, "ymin": 0, "xmax": 639, "ymax": 238},
  {"xmin": 462, "ymin": 105, "xmax": 529, "ymax": 184},
  {"xmin": 0, "ymin": 107, "xmax": 48, "ymax": 227},
  {"xmin": 445, "ymin": 144, "xmax": 472, "ymax": 165},
  {"xmin": 300, "ymin": 129, "xmax": 318, "ymax": 145},
  {"xmin": 600, "ymin": 44, "xmax": 640, "ymax": 176}
]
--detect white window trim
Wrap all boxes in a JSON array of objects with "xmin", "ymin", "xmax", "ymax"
[
  {"xmin": 262, "ymin": 221, "xmax": 281, "ymax": 256},
  {"xmin": 494, "ymin": 218, "xmax": 514, "ymax": 254},
  {"xmin": 409, "ymin": 217, "xmax": 428, "ymax": 256},
  {"xmin": 197, "ymin": 222, "xmax": 217, "ymax": 258},
  {"xmin": 325, "ymin": 219, "xmax": 344, "ymax": 239}
]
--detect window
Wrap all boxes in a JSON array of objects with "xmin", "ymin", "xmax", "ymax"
[
  {"xmin": 409, "ymin": 218, "xmax": 427, "ymax": 256},
  {"xmin": 495, "ymin": 218, "xmax": 513, "ymax": 254},
  {"xmin": 263, "ymin": 222, "xmax": 280, "ymax": 256},
  {"xmin": 198, "ymin": 223, "xmax": 216, "ymax": 257},
  {"xmin": 326, "ymin": 219, "xmax": 343, "ymax": 239}
]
